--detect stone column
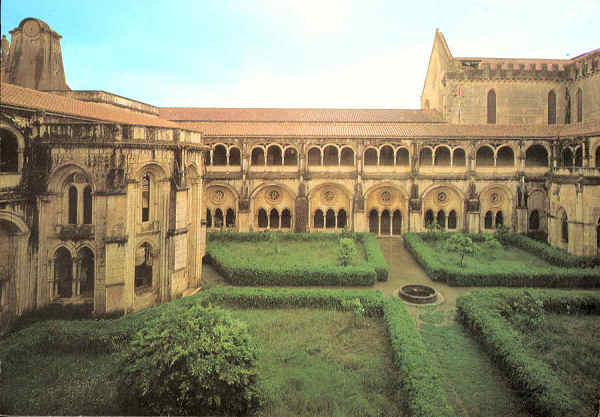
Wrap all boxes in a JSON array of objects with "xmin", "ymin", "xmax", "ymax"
[{"xmin": 516, "ymin": 208, "xmax": 528, "ymax": 234}]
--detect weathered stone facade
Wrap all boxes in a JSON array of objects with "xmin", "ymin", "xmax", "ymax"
[{"xmin": 1, "ymin": 19, "xmax": 599, "ymax": 330}]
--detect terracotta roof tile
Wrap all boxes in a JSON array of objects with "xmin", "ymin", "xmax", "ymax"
[
  {"xmin": 1, "ymin": 82, "xmax": 181, "ymax": 128},
  {"xmin": 159, "ymin": 107, "xmax": 444, "ymax": 123},
  {"xmin": 179, "ymin": 121, "xmax": 598, "ymax": 139}
]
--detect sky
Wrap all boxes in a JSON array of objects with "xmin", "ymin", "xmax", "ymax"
[{"xmin": 1, "ymin": 0, "xmax": 599, "ymax": 109}]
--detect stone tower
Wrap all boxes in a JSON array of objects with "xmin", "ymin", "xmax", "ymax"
[{"xmin": 3, "ymin": 18, "xmax": 69, "ymax": 90}]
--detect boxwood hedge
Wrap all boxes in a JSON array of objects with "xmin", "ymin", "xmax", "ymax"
[
  {"xmin": 404, "ymin": 232, "xmax": 600, "ymax": 288},
  {"xmin": 206, "ymin": 232, "xmax": 389, "ymax": 286},
  {"xmin": 457, "ymin": 289, "xmax": 600, "ymax": 417}
]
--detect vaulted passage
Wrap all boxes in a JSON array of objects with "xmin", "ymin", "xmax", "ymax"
[{"xmin": 54, "ymin": 247, "xmax": 73, "ymax": 298}]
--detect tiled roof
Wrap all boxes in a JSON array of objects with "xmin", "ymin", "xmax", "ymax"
[
  {"xmin": 1, "ymin": 82, "xmax": 181, "ymax": 128},
  {"xmin": 159, "ymin": 107, "xmax": 445, "ymax": 123},
  {"xmin": 180, "ymin": 121, "xmax": 599, "ymax": 139}
]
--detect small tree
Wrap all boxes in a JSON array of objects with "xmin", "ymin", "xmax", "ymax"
[
  {"xmin": 338, "ymin": 237, "xmax": 358, "ymax": 266},
  {"xmin": 442, "ymin": 234, "xmax": 476, "ymax": 267},
  {"xmin": 481, "ymin": 234, "xmax": 503, "ymax": 260}
]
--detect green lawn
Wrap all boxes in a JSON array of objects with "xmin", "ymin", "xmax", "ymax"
[
  {"xmin": 511, "ymin": 312, "xmax": 600, "ymax": 416},
  {"xmin": 417, "ymin": 308, "xmax": 531, "ymax": 417},
  {"xmin": 428, "ymin": 239, "xmax": 552, "ymax": 270},
  {"xmin": 1, "ymin": 307, "xmax": 403, "ymax": 417},
  {"xmin": 218, "ymin": 238, "xmax": 368, "ymax": 268}
]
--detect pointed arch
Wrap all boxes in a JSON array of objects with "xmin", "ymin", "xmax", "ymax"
[
  {"xmin": 495, "ymin": 211, "xmax": 504, "ymax": 227},
  {"xmin": 258, "ymin": 208, "xmax": 268, "ymax": 228},
  {"xmin": 314, "ymin": 209, "xmax": 324, "ymax": 229},
  {"xmin": 529, "ymin": 209, "xmax": 539, "ymax": 230},
  {"xmin": 337, "ymin": 209, "xmax": 347, "ymax": 229},
  {"xmin": 225, "ymin": 208, "xmax": 235, "ymax": 228},
  {"xmin": 281, "ymin": 209, "xmax": 292, "ymax": 228},
  {"xmin": 448, "ymin": 210, "xmax": 457, "ymax": 229},
  {"xmin": 562, "ymin": 147, "xmax": 574, "ymax": 167},
  {"xmin": 392, "ymin": 210, "xmax": 402, "ymax": 235},
  {"xmin": 325, "ymin": 209, "xmax": 336, "ymax": 228},
  {"xmin": 369, "ymin": 209, "xmax": 379, "ymax": 234},
  {"xmin": 269, "ymin": 208, "xmax": 280, "ymax": 228},
  {"xmin": 484, "ymin": 211, "xmax": 493, "ymax": 229}
]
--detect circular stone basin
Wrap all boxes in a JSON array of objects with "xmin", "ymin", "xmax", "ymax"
[{"xmin": 398, "ymin": 284, "xmax": 438, "ymax": 304}]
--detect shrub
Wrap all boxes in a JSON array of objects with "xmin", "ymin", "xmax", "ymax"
[
  {"xmin": 442, "ymin": 234, "xmax": 476, "ymax": 267},
  {"xmin": 358, "ymin": 233, "xmax": 390, "ymax": 281},
  {"xmin": 338, "ymin": 237, "xmax": 358, "ymax": 266},
  {"xmin": 116, "ymin": 304, "xmax": 262, "ymax": 416}
]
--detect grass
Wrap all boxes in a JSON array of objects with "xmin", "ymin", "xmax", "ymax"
[
  {"xmin": 0, "ymin": 307, "xmax": 403, "ymax": 417},
  {"xmin": 217, "ymin": 238, "xmax": 368, "ymax": 268},
  {"xmin": 417, "ymin": 307, "xmax": 531, "ymax": 417},
  {"xmin": 511, "ymin": 312, "xmax": 600, "ymax": 416},
  {"xmin": 428, "ymin": 239, "xmax": 552, "ymax": 270}
]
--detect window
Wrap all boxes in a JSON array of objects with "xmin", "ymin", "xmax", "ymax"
[
  {"xmin": 495, "ymin": 211, "xmax": 503, "ymax": 227},
  {"xmin": 258, "ymin": 209, "xmax": 268, "ymax": 228},
  {"xmin": 476, "ymin": 146, "xmax": 494, "ymax": 167},
  {"xmin": 484, "ymin": 211, "xmax": 493, "ymax": 229},
  {"xmin": 314, "ymin": 209, "xmax": 324, "ymax": 228},
  {"xmin": 453, "ymin": 148, "xmax": 466, "ymax": 167},
  {"xmin": 68, "ymin": 186, "xmax": 78, "ymax": 225},
  {"xmin": 281, "ymin": 209, "xmax": 292, "ymax": 228},
  {"xmin": 308, "ymin": 147, "xmax": 321, "ymax": 166},
  {"xmin": 267, "ymin": 146, "xmax": 282, "ymax": 165},
  {"xmin": 284, "ymin": 148, "xmax": 298, "ymax": 166},
  {"xmin": 565, "ymin": 90, "xmax": 571, "ymax": 124},
  {"xmin": 562, "ymin": 148, "xmax": 574, "ymax": 167},
  {"xmin": 420, "ymin": 148, "xmax": 433, "ymax": 167},
  {"xmin": 525, "ymin": 145, "xmax": 548, "ymax": 168},
  {"xmin": 380, "ymin": 146, "xmax": 394, "ymax": 166},
  {"xmin": 269, "ymin": 209, "xmax": 279, "ymax": 228},
  {"xmin": 434, "ymin": 147, "xmax": 451, "ymax": 167},
  {"xmin": 364, "ymin": 148, "xmax": 378, "ymax": 166},
  {"xmin": 437, "ymin": 210, "xmax": 446, "ymax": 229},
  {"xmin": 213, "ymin": 145, "xmax": 227, "ymax": 165},
  {"xmin": 229, "ymin": 147, "xmax": 241, "ymax": 165},
  {"xmin": 529, "ymin": 210, "xmax": 539, "ymax": 230},
  {"xmin": 340, "ymin": 148, "xmax": 354, "ymax": 166},
  {"xmin": 487, "ymin": 90, "xmax": 496, "ymax": 124},
  {"xmin": 448, "ymin": 210, "xmax": 457, "ymax": 229},
  {"xmin": 424, "ymin": 209, "xmax": 434, "ymax": 227},
  {"xmin": 369, "ymin": 209, "xmax": 379, "ymax": 234},
  {"xmin": 141, "ymin": 174, "xmax": 150, "ymax": 222},
  {"xmin": 396, "ymin": 148, "xmax": 410, "ymax": 166},
  {"xmin": 392, "ymin": 210, "xmax": 402, "ymax": 235},
  {"xmin": 251, "ymin": 148, "xmax": 265, "ymax": 166},
  {"xmin": 380, "ymin": 210, "xmax": 391, "ymax": 235},
  {"xmin": 496, "ymin": 147, "xmax": 514, "ymax": 167},
  {"xmin": 561, "ymin": 212, "xmax": 568, "ymax": 242},
  {"xmin": 325, "ymin": 209, "xmax": 336, "ymax": 228},
  {"xmin": 337, "ymin": 209, "xmax": 347, "ymax": 229},
  {"xmin": 323, "ymin": 146, "xmax": 339, "ymax": 166},
  {"xmin": 206, "ymin": 208, "xmax": 212, "ymax": 228},
  {"xmin": 214, "ymin": 208, "xmax": 223, "ymax": 228},
  {"xmin": 83, "ymin": 186, "xmax": 92, "ymax": 224},
  {"xmin": 548, "ymin": 90, "xmax": 556, "ymax": 124},
  {"xmin": 576, "ymin": 88, "xmax": 583, "ymax": 123},
  {"xmin": 225, "ymin": 208, "xmax": 235, "ymax": 228},
  {"xmin": 0, "ymin": 130, "xmax": 18, "ymax": 172}
]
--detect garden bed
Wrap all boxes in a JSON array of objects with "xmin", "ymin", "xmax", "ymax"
[
  {"xmin": 0, "ymin": 287, "xmax": 452, "ymax": 417},
  {"xmin": 457, "ymin": 289, "xmax": 600, "ymax": 417},
  {"xmin": 404, "ymin": 232, "xmax": 600, "ymax": 287},
  {"xmin": 206, "ymin": 232, "xmax": 389, "ymax": 286}
]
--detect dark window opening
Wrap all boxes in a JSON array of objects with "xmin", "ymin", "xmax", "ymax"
[
  {"xmin": 392, "ymin": 210, "xmax": 402, "ymax": 235},
  {"xmin": 437, "ymin": 210, "xmax": 446, "ymax": 229},
  {"xmin": 214, "ymin": 208, "xmax": 223, "ymax": 228},
  {"xmin": 434, "ymin": 147, "xmax": 451, "ymax": 167},
  {"xmin": 576, "ymin": 88, "xmax": 583, "ymax": 123},
  {"xmin": 55, "ymin": 247, "xmax": 73, "ymax": 298},
  {"xmin": 206, "ymin": 208, "xmax": 212, "ymax": 228},
  {"xmin": 83, "ymin": 186, "xmax": 92, "ymax": 224},
  {"xmin": 281, "ymin": 209, "xmax": 292, "ymax": 228},
  {"xmin": 0, "ymin": 130, "xmax": 18, "ymax": 172},
  {"xmin": 380, "ymin": 210, "xmax": 391, "ymax": 235},
  {"xmin": 565, "ymin": 90, "xmax": 571, "ymax": 124},
  {"xmin": 267, "ymin": 146, "xmax": 282, "ymax": 165},
  {"xmin": 213, "ymin": 145, "xmax": 227, "ymax": 165},
  {"xmin": 561, "ymin": 212, "xmax": 568, "ymax": 242},
  {"xmin": 229, "ymin": 147, "xmax": 241, "ymax": 165},
  {"xmin": 496, "ymin": 147, "xmax": 514, "ymax": 167},
  {"xmin": 251, "ymin": 148, "xmax": 265, "ymax": 166},
  {"xmin": 340, "ymin": 148, "xmax": 354, "ymax": 166},
  {"xmin": 369, "ymin": 209, "xmax": 379, "ymax": 234},
  {"xmin": 495, "ymin": 211, "xmax": 504, "ymax": 228},
  {"xmin": 364, "ymin": 148, "xmax": 378, "ymax": 166},
  {"xmin": 324, "ymin": 146, "xmax": 339, "ymax": 166},
  {"xmin": 68, "ymin": 186, "xmax": 78, "ymax": 225},
  {"xmin": 308, "ymin": 148, "xmax": 321, "ymax": 166},
  {"xmin": 269, "ymin": 209, "xmax": 279, "ymax": 229},
  {"xmin": 314, "ymin": 209, "xmax": 324, "ymax": 228},
  {"xmin": 525, "ymin": 145, "xmax": 549, "ymax": 168},
  {"xmin": 487, "ymin": 90, "xmax": 496, "ymax": 124},
  {"xmin": 484, "ymin": 211, "xmax": 493, "ymax": 229},
  {"xmin": 142, "ymin": 174, "xmax": 150, "ymax": 222},
  {"xmin": 420, "ymin": 148, "xmax": 433, "ymax": 167},
  {"xmin": 226, "ymin": 208, "xmax": 235, "ymax": 227},
  {"xmin": 258, "ymin": 209, "xmax": 268, "ymax": 228},
  {"xmin": 574, "ymin": 147, "xmax": 583, "ymax": 168},
  {"xmin": 325, "ymin": 209, "xmax": 336, "ymax": 228},
  {"xmin": 529, "ymin": 210, "xmax": 539, "ymax": 230},
  {"xmin": 380, "ymin": 146, "xmax": 394, "ymax": 166},
  {"xmin": 337, "ymin": 209, "xmax": 347, "ymax": 229},
  {"xmin": 396, "ymin": 148, "xmax": 410, "ymax": 166},
  {"xmin": 284, "ymin": 148, "xmax": 298, "ymax": 166},
  {"xmin": 78, "ymin": 247, "xmax": 94, "ymax": 297},
  {"xmin": 424, "ymin": 209, "xmax": 434, "ymax": 227},
  {"xmin": 453, "ymin": 148, "xmax": 466, "ymax": 167},
  {"xmin": 476, "ymin": 146, "xmax": 494, "ymax": 167},
  {"xmin": 135, "ymin": 243, "xmax": 153, "ymax": 291},
  {"xmin": 548, "ymin": 90, "xmax": 556, "ymax": 125},
  {"xmin": 448, "ymin": 210, "xmax": 457, "ymax": 229},
  {"xmin": 562, "ymin": 148, "xmax": 574, "ymax": 167}
]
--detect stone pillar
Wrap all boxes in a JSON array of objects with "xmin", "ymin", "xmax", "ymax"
[
  {"xmin": 466, "ymin": 212, "xmax": 480, "ymax": 233},
  {"xmin": 516, "ymin": 208, "xmax": 528, "ymax": 234},
  {"xmin": 48, "ymin": 258, "xmax": 55, "ymax": 299}
]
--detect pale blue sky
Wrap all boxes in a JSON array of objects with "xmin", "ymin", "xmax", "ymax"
[{"xmin": 2, "ymin": 0, "xmax": 599, "ymax": 108}]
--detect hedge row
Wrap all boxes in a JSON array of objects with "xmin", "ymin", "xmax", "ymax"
[
  {"xmin": 457, "ymin": 289, "xmax": 600, "ymax": 417},
  {"xmin": 206, "ymin": 232, "xmax": 389, "ymax": 286},
  {"xmin": 404, "ymin": 233, "xmax": 600, "ymax": 288},
  {"xmin": 383, "ymin": 298, "xmax": 456, "ymax": 417},
  {"xmin": 501, "ymin": 232, "xmax": 600, "ymax": 268}
]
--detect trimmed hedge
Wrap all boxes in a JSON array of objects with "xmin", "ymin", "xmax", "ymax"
[
  {"xmin": 404, "ymin": 232, "xmax": 600, "ymax": 288},
  {"xmin": 383, "ymin": 298, "xmax": 455, "ymax": 417},
  {"xmin": 206, "ymin": 232, "xmax": 389, "ymax": 286},
  {"xmin": 457, "ymin": 289, "xmax": 600, "ymax": 417}
]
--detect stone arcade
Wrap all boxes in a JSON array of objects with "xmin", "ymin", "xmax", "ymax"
[{"xmin": 1, "ymin": 18, "xmax": 599, "ymax": 330}]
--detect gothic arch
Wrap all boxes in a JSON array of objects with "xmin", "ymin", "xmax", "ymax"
[
  {"xmin": 134, "ymin": 161, "xmax": 169, "ymax": 181},
  {"xmin": 0, "ymin": 121, "xmax": 25, "ymax": 173},
  {"xmin": 0, "ymin": 210, "xmax": 30, "ymax": 235},
  {"xmin": 250, "ymin": 181, "xmax": 297, "ymax": 201},
  {"xmin": 48, "ymin": 163, "xmax": 94, "ymax": 193}
]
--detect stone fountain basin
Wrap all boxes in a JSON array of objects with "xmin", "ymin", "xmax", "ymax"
[{"xmin": 398, "ymin": 284, "xmax": 438, "ymax": 304}]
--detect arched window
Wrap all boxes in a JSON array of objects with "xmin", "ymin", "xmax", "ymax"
[
  {"xmin": 83, "ymin": 186, "xmax": 92, "ymax": 225},
  {"xmin": 284, "ymin": 148, "xmax": 298, "ymax": 166},
  {"xmin": 565, "ymin": 90, "xmax": 571, "ymax": 124},
  {"xmin": 323, "ymin": 146, "xmax": 339, "ymax": 166},
  {"xmin": 529, "ymin": 210, "xmax": 539, "ymax": 230},
  {"xmin": 78, "ymin": 247, "xmax": 94, "ymax": 297},
  {"xmin": 561, "ymin": 212, "xmax": 568, "ymax": 242},
  {"xmin": 340, "ymin": 148, "xmax": 354, "ymax": 166},
  {"xmin": 420, "ymin": 148, "xmax": 433, "ymax": 167},
  {"xmin": 206, "ymin": 208, "xmax": 212, "ymax": 228},
  {"xmin": 424, "ymin": 209, "xmax": 434, "ymax": 227},
  {"xmin": 596, "ymin": 147, "xmax": 600, "ymax": 168},
  {"xmin": 269, "ymin": 208, "xmax": 279, "ymax": 229},
  {"xmin": 392, "ymin": 210, "xmax": 402, "ymax": 235},
  {"xmin": 495, "ymin": 211, "xmax": 504, "ymax": 227},
  {"xmin": 229, "ymin": 147, "xmax": 241, "ymax": 166},
  {"xmin": 487, "ymin": 89, "xmax": 496, "ymax": 124},
  {"xmin": 135, "ymin": 243, "xmax": 153, "ymax": 292},
  {"xmin": 562, "ymin": 148, "xmax": 574, "ymax": 167},
  {"xmin": 574, "ymin": 147, "xmax": 583, "ymax": 168},
  {"xmin": 396, "ymin": 148, "xmax": 410, "ymax": 166},
  {"xmin": 434, "ymin": 147, "xmax": 451, "ymax": 167},
  {"xmin": 453, "ymin": 148, "xmax": 466, "ymax": 167},
  {"xmin": 525, "ymin": 145, "xmax": 549, "ymax": 168},
  {"xmin": 314, "ymin": 209, "xmax": 324, "ymax": 228},
  {"xmin": 476, "ymin": 146, "xmax": 494, "ymax": 167},
  {"xmin": 380, "ymin": 210, "xmax": 391, "ymax": 235},
  {"xmin": 369, "ymin": 209, "xmax": 379, "ymax": 234},
  {"xmin": 0, "ymin": 129, "xmax": 18, "ymax": 172},
  {"xmin": 141, "ymin": 174, "xmax": 151, "ymax": 223},
  {"xmin": 448, "ymin": 210, "xmax": 457, "ymax": 229},
  {"xmin": 214, "ymin": 208, "xmax": 224, "ymax": 228},
  {"xmin": 548, "ymin": 90, "xmax": 556, "ymax": 125},
  {"xmin": 267, "ymin": 146, "xmax": 282, "ymax": 165},
  {"xmin": 308, "ymin": 147, "xmax": 321, "ymax": 166},
  {"xmin": 576, "ymin": 88, "xmax": 583, "ymax": 123},
  {"xmin": 54, "ymin": 247, "xmax": 73, "ymax": 298},
  {"xmin": 281, "ymin": 209, "xmax": 292, "ymax": 228},
  {"xmin": 68, "ymin": 186, "xmax": 78, "ymax": 225},
  {"xmin": 364, "ymin": 148, "xmax": 378, "ymax": 166},
  {"xmin": 437, "ymin": 210, "xmax": 446, "ymax": 229},
  {"xmin": 213, "ymin": 145, "xmax": 227, "ymax": 165},
  {"xmin": 225, "ymin": 208, "xmax": 235, "ymax": 227},
  {"xmin": 484, "ymin": 211, "xmax": 493, "ymax": 229},
  {"xmin": 251, "ymin": 148, "xmax": 265, "ymax": 166},
  {"xmin": 258, "ymin": 209, "xmax": 268, "ymax": 228},
  {"xmin": 325, "ymin": 209, "xmax": 336, "ymax": 228},
  {"xmin": 337, "ymin": 209, "xmax": 347, "ymax": 229},
  {"xmin": 496, "ymin": 147, "xmax": 514, "ymax": 167},
  {"xmin": 380, "ymin": 146, "xmax": 394, "ymax": 166}
]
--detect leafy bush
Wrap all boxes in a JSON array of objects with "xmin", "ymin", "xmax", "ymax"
[
  {"xmin": 206, "ymin": 232, "xmax": 389, "ymax": 286},
  {"xmin": 404, "ymin": 232, "xmax": 600, "ymax": 288},
  {"xmin": 116, "ymin": 304, "xmax": 262, "ymax": 416},
  {"xmin": 383, "ymin": 298, "xmax": 455, "ymax": 417},
  {"xmin": 457, "ymin": 289, "xmax": 600, "ymax": 417},
  {"xmin": 337, "ymin": 237, "xmax": 358, "ymax": 266},
  {"xmin": 442, "ymin": 234, "xmax": 475, "ymax": 267}
]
